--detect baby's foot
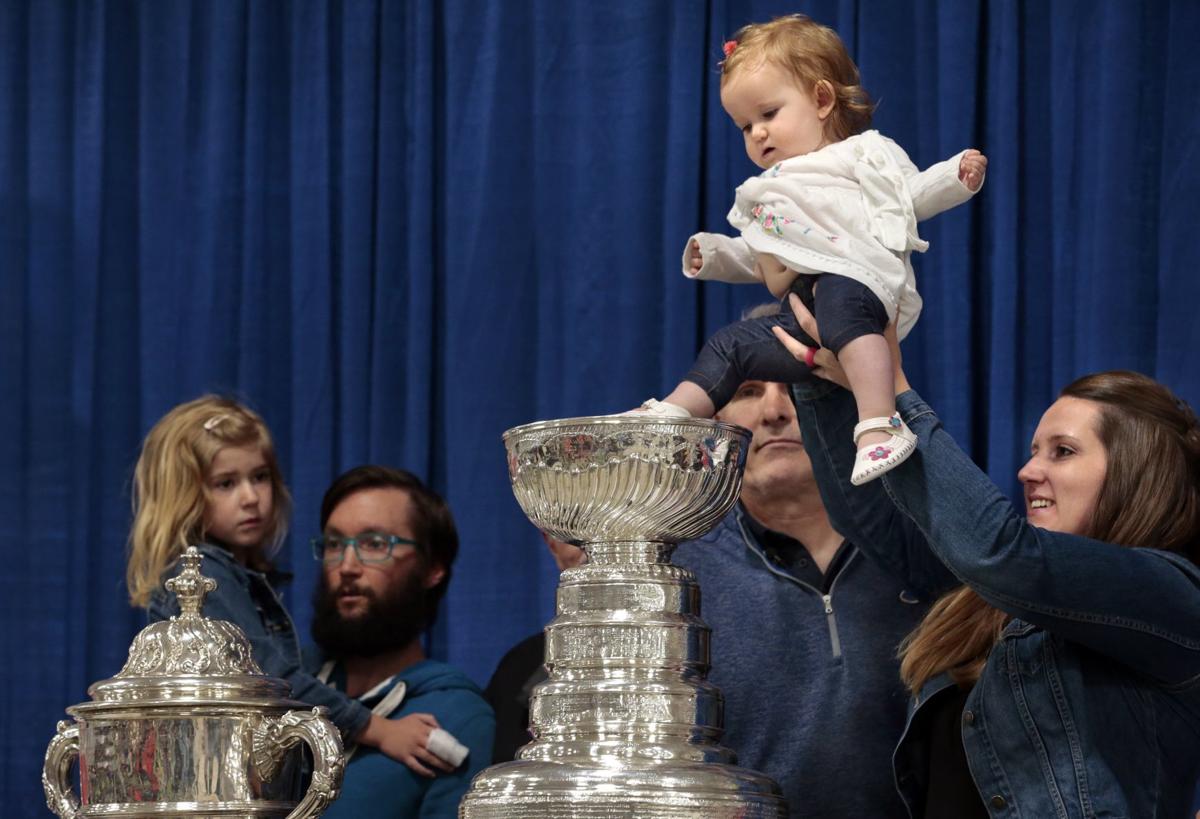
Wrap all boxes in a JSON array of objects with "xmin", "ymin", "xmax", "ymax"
[
  {"xmin": 856, "ymin": 429, "xmax": 890, "ymax": 449},
  {"xmin": 618, "ymin": 398, "xmax": 691, "ymax": 419},
  {"xmin": 851, "ymin": 413, "xmax": 917, "ymax": 486}
]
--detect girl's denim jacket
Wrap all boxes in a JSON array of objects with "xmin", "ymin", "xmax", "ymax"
[
  {"xmin": 147, "ymin": 543, "xmax": 372, "ymax": 739},
  {"xmin": 793, "ymin": 379, "xmax": 1200, "ymax": 819}
]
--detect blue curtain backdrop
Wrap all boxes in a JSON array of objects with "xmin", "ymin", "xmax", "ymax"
[{"xmin": 2, "ymin": 0, "xmax": 1198, "ymax": 812}]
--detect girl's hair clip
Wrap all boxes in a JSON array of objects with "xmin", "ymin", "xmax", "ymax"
[
  {"xmin": 203, "ymin": 414, "xmax": 229, "ymax": 432},
  {"xmin": 722, "ymin": 40, "xmax": 738, "ymax": 59}
]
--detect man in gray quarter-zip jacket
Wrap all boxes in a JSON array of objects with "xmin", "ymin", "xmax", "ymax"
[{"xmin": 674, "ymin": 374, "xmax": 950, "ymax": 819}]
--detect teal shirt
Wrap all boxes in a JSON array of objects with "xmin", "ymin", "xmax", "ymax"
[{"xmin": 306, "ymin": 656, "xmax": 495, "ymax": 818}]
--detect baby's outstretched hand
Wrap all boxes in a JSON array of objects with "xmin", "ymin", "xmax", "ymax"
[
  {"xmin": 688, "ymin": 239, "xmax": 704, "ymax": 274},
  {"xmin": 959, "ymin": 149, "xmax": 987, "ymax": 192}
]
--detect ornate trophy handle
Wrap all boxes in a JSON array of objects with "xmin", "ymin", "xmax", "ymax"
[
  {"xmin": 253, "ymin": 707, "xmax": 345, "ymax": 818},
  {"xmin": 43, "ymin": 720, "xmax": 81, "ymax": 818}
]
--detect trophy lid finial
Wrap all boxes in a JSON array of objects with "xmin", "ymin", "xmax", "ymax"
[
  {"xmin": 92, "ymin": 543, "xmax": 282, "ymax": 692},
  {"xmin": 164, "ymin": 545, "xmax": 217, "ymax": 617}
]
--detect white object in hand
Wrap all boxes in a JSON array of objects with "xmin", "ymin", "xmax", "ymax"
[{"xmin": 427, "ymin": 727, "xmax": 469, "ymax": 767}]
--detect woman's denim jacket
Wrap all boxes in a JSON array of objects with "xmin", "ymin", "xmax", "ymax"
[
  {"xmin": 147, "ymin": 543, "xmax": 371, "ymax": 739},
  {"xmin": 793, "ymin": 379, "xmax": 1200, "ymax": 819}
]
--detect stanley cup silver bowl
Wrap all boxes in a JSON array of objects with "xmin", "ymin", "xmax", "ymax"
[
  {"xmin": 460, "ymin": 415, "xmax": 788, "ymax": 818},
  {"xmin": 504, "ymin": 416, "xmax": 749, "ymax": 545}
]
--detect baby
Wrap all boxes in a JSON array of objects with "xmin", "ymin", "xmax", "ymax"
[{"xmin": 644, "ymin": 15, "xmax": 985, "ymax": 485}]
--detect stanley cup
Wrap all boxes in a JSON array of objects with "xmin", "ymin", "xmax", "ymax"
[{"xmin": 459, "ymin": 416, "xmax": 787, "ymax": 818}]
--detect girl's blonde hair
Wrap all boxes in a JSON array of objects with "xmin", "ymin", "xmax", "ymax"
[
  {"xmin": 899, "ymin": 371, "xmax": 1200, "ymax": 694},
  {"xmin": 721, "ymin": 14, "xmax": 874, "ymax": 142},
  {"xmin": 126, "ymin": 395, "xmax": 293, "ymax": 607}
]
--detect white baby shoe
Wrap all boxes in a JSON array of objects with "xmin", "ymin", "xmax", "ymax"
[
  {"xmin": 850, "ymin": 413, "xmax": 917, "ymax": 486},
  {"xmin": 621, "ymin": 398, "xmax": 692, "ymax": 419}
]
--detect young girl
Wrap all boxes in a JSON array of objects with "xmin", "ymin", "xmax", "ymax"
[
  {"xmin": 126, "ymin": 395, "xmax": 457, "ymax": 775},
  {"xmin": 644, "ymin": 15, "xmax": 986, "ymax": 485}
]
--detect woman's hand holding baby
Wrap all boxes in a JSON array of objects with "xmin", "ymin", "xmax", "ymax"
[
  {"xmin": 771, "ymin": 294, "xmax": 911, "ymax": 397},
  {"xmin": 769, "ymin": 296, "xmax": 846, "ymax": 389}
]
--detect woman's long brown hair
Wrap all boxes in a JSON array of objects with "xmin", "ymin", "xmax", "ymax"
[{"xmin": 899, "ymin": 371, "xmax": 1200, "ymax": 694}]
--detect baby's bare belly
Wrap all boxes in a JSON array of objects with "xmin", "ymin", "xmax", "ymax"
[{"xmin": 756, "ymin": 255, "xmax": 801, "ymax": 299}]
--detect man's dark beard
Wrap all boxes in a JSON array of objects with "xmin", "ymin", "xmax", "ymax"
[{"xmin": 310, "ymin": 569, "xmax": 428, "ymax": 659}]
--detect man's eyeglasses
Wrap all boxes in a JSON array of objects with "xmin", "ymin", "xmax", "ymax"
[{"xmin": 311, "ymin": 534, "xmax": 419, "ymax": 565}]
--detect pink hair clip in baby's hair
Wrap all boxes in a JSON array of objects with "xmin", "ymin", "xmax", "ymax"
[{"xmin": 722, "ymin": 40, "xmax": 737, "ymax": 58}]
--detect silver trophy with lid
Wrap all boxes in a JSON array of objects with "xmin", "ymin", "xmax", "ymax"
[
  {"xmin": 460, "ymin": 415, "xmax": 787, "ymax": 818},
  {"xmin": 43, "ymin": 546, "xmax": 345, "ymax": 818}
]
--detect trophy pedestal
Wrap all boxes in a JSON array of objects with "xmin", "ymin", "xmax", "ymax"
[{"xmin": 460, "ymin": 419, "xmax": 786, "ymax": 818}]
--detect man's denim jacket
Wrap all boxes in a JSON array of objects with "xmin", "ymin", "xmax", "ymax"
[
  {"xmin": 147, "ymin": 543, "xmax": 371, "ymax": 738},
  {"xmin": 793, "ymin": 380, "xmax": 1200, "ymax": 818}
]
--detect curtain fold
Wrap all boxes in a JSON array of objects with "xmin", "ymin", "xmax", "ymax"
[{"xmin": 2, "ymin": 1, "xmax": 1197, "ymax": 812}]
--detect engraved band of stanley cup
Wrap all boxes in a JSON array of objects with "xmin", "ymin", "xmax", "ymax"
[{"xmin": 459, "ymin": 416, "xmax": 787, "ymax": 818}]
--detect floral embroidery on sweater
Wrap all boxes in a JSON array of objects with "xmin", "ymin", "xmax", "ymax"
[
  {"xmin": 751, "ymin": 204, "xmax": 791, "ymax": 236},
  {"xmin": 750, "ymin": 203, "xmax": 839, "ymax": 243}
]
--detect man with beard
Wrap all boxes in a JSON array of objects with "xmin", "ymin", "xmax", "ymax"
[{"xmin": 304, "ymin": 465, "xmax": 494, "ymax": 818}]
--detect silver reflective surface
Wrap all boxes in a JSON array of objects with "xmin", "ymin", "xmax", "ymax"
[
  {"xmin": 504, "ymin": 416, "xmax": 747, "ymax": 546},
  {"xmin": 43, "ymin": 547, "xmax": 344, "ymax": 818},
  {"xmin": 461, "ymin": 416, "xmax": 787, "ymax": 818}
]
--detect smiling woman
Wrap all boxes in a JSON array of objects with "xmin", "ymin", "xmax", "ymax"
[
  {"xmin": 780, "ymin": 301, "xmax": 1200, "ymax": 819},
  {"xmin": 895, "ymin": 371, "xmax": 1200, "ymax": 693},
  {"xmin": 1017, "ymin": 395, "xmax": 1108, "ymax": 537}
]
